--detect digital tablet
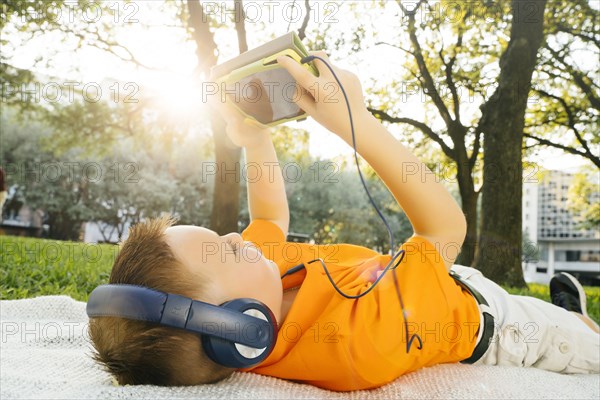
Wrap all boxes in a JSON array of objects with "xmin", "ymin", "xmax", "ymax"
[{"xmin": 209, "ymin": 32, "xmax": 319, "ymax": 127}]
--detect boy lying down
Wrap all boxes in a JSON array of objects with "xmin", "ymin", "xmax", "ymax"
[{"xmin": 87, "ymin": 52, "xmax": 599, "ymax": 391}]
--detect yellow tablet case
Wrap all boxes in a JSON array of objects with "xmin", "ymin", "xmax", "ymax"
[{"xmin": 209, "ymin": 32, "xmax": 319, "ymax": 128}]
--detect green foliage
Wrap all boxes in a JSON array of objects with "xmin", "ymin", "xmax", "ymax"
[
  {"xmin": 566, "ymin": 169, "xmax": 600, "ymax": 230},
  {"xmin": 283, "ymin": 156, "xmax": 413, "ymax": 251},
  {"xmin": 1, "ymin": 0, "xmax": 130, "ymax": 104},
  {"xmin": 1, "ymin": 106, "xmax": 214, "ymax": 240},
  {"xmin": 525, "ymin": 0, "xmax": 599, "ymax": 165},
  {"xmin": 1, "ymin": 0, "xmax": 68, "ymax": 31},
  {"xmin": 39, "ymin": 99, "xmax": 134, "ymax": 158},
  {"xmin": 2, "ymin": 235, "xmax": 598, "ymax": 325},
  {"xmin": 0, "ymin": 235, "xmax": 116, "ymax": 301},
  {"xmin": 1, "ymin": 110, "xmax": 91, "ymax": 239},
  {"xmin": 0, "ymin": 63, "xmax": 37, "ymax": 111},
  {"xmin": 3, "ymin": 103, "xmax": 411, "ymax": 247}
]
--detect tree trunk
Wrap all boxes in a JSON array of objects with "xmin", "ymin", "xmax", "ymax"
[
  {"xmin": 452, "ymin": 133, "xmax": 479, "ymax": 267},
  {"xmin": 210, "ymin": 120, "xmax": 242, "ymax": 234},
  {"xmin": 456, "ymin": 182, "xmax": 478, "ymax": 267},
  {"xmin": 207, "ymin": 0, "xmax": 246, "ymax": 234},
  {"xmin": 187, "ymin": 0, "xmax": 247, "ymax": 234},
  {"xmin": 47, "ymin": 212, "xmax": 79, "ymax": 241},
  {"xmin": 475, "ymin": 0, "xmax": 547, "ymax": 287}
]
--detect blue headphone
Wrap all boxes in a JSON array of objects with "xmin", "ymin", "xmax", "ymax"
[{"xmin": 86, "ymin": 284, "xmax": 277, "ymax": 368}]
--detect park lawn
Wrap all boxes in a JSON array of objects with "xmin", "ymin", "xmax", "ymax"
[
  {"xmin": 1, "ymin": 235, "xmax": 599, "ymax": 324},
  {"xmin": 1, "ymin": 235, "xmax": 117, "ymax": 302}
]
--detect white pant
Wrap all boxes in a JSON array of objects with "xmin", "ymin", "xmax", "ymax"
[{"xmin": 451, "ymin": 265, "xmax": 600, "ymax": 374}]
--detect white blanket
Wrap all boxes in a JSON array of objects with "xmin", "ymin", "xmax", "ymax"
[{"xmin": 1, "ymin": 295, "xmax": 598, "ymax": 399}]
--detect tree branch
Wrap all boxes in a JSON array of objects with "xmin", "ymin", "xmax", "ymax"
[
  {"xmin": 188, "ymin": 0, "xmax": 218, "ymax": 76},
  {"xmin": 297, "ymin": 0, "xmax": 311, "ymax": 40},
  {"xmin": 367, "ymin": 107, "xmax": 455, "ymax": 158},
  {"xmin": 533, "ymin": 88, "xmax": 595, "ymax": 161},
  {"xmin": 544, "ymin": 44, "xmax": 600, "ymax": 110},
  {"xmin": 234, "ymin": 0, "xmax": 248, "ymax": 53},
  {"xmin": 553, "ymin": 23, "xmax": 600, "ymax": 48},
  {"xmin": 523, "ymin": 132, "xmax": 600, "ymax": 169},
  {"xmin": 438, "ymin": 45, "xmax": 460, "ymax": 122},
  {"xmin": 65, "ymin": 27, "xmax": 159, "ymax": 71},
  {"xmin": 469, "ymin": 126, "xmax": 482, "ymax": 167},
  {"xmin": 374, "ymin": 41, "xmax": 413, "ymax": 56},
  {"xmin": 438, "ymin": 10, "xmax": 468, "ymax": 124},
  {"xmin": 395, "ymin": 0, "xmax": 454, "ymax": 127}
]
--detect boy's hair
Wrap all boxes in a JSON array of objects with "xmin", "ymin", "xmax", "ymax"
[{"xmin": 88, "ymin": 215, "xmax": 235, "ymax": 386}]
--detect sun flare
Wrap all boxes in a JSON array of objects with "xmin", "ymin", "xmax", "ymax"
[{"xmin": 146, "ymin": 72, "xmax": 207, "ymax": 122}]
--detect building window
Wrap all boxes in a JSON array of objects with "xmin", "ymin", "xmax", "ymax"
[
  {"xmin": 566, "ymin": 251, "xmax": 581, "ymax": 262},
  {"xmin": 582, "ymin": 251, "xmax": 600, "ymax": 262}
]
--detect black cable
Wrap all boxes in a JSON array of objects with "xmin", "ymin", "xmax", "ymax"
[
  {"xmin": 297, "ymin": 55, "xmax": 423, "ymax": 353},
  {"xmin": 300, "ymin": 55, "xmax": 395, "ymax": 249},
  {"xmin": 306, "ymin": 254, "xmax": 404, "ymax": 299}
]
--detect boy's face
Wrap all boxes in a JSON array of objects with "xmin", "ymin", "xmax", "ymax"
[{"xmin": 164, "ymin": 225, "xmax": 283, "ymax": 323}]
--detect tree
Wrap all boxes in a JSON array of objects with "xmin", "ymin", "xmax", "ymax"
[
  {"xmin": 524, "ymin": 0, "xmax": 600, "ymax": 168},
  {"xmin": 567, "ymin": 169, "xmax": 600, "ymax": 231},
  {"xmin": 1, "ymin": 110, "xmax": 91, "ymax": 240},
  {"xmin": 1, "ymin": 106, "xmax": 214, "ymax": 240},
  {"xmin": 525, "ymin": 0, "xmax": 599, "ymax": 169},
  {"xmin": 349, "ymin": 0, "xmax": 550, "ymax": 284},
  {"xmin": 185, "ymin": 0, "xmax": 315, "ymax": 234},
  {"xmin": 1, "ymin": 0, "xmax": 152, "ymax": 96},
  {"xmin": 368, "ymin": 0, "xmax": 499, "ymax": 267},
  {"xmin": 475, "ymin": 0, "xmax": 547, "ymax": 286},
  {"xmin": 185, "ymin": 0, "xmax": 245, "ymax": 235}
]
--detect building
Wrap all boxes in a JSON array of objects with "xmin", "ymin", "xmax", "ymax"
[
  {"xmin": 523, "ymin": 170, "xmax": 600, "ymax": 285},
  {"xmin": 82, "ymin": 221, "xmax": 130, "ymax": 244},
  {"xmin": 0, "ymin": 205, "xmax": 47, "ymax": 238}
]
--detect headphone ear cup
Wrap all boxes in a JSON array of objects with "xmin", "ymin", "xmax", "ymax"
[{"xmin": 201, "ymin": 298, "xmax": 277, "ymax": 368}]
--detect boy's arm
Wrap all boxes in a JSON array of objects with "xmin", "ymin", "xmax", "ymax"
[
  {"xmin": 277, "ymin": 53, "xmax": 466, "ymax": 270},
  {"xmin": 345, "ymin": 114, "xmax": 466, "ymax": 271},
  {"xmin": 244, "ymin": 139, "xmax": 290, "ymax": 237},
  {"xmin": 209, "ymin": 97, "xmax": 289, "ymax": 237}
]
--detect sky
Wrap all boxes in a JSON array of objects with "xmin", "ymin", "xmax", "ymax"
[{"xmin": 4, "ymin": 0, "xmax": 595, "ymax": 173}]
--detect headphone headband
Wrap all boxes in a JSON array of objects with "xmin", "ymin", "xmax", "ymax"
[{"xmin": 86, "ymin": 284, "xmax": 273, "ymax": 349}]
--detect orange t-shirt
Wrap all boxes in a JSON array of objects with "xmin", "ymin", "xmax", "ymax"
[{"xmin": 240, "ymin": 219, "xmax": 480, "ymax": 391}]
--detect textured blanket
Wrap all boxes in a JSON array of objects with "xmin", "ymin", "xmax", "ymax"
[{"xmin": 1, "ymin": 296, "xmax": 598, "ymax": 399}]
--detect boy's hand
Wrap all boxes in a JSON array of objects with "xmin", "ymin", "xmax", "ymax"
[
  {"xmin": 208, "ymin": 95, "xmax": 271, "ymax": 149},
  {"xmin": 276, "ymin": 51, "xmax": 370, "ymax": 142}
]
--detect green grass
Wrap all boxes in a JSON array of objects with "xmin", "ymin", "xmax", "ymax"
[
  {"xmin": 1, "ymin": 235, "xmax": 599, "ymax": 324},
  {"xmin": 1, "ymin": 235, "xmax": 116, "ymax": 302}
]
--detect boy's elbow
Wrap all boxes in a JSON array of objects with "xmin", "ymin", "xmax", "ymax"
[
  {"xmin": 271, "ymin": 215, "xmax": 289, "ymax": 238},
  {"xmin": 440, "ymin": 214, "xmax": 467, "ymax": 249},
  {"xmin": 433, "ymin": 207, "xmax": 467, "ymax": 240}
]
